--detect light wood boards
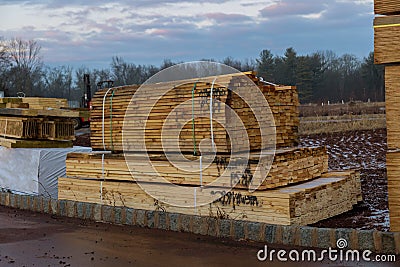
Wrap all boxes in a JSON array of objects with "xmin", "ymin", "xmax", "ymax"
[
  {"xmin": 90, "ymin": 72, "xmax": 299, "ymax": 153},
  {"xmin": 386, "ymin": 150, "xmax": 400, "ymax": 231},
  {"xmin": 375, "ymin": 0, "xmax": 400, "ymax": 15},
  {"xmin": 385, "ymin": 65, "xmax": 400, "ymax": 149},
  {"xmin": 20, "ymin": 97, "xmax": 68, "ymax": 110},
  {"xmin": 0, "ymin": 108, "xmax": 79, "ymax": 118},
  {"xmin": 58, "ymin": 170, "xmax": 361, "ymax": 225},
  {"xmin": 374, "ymin": 15, "xmax": 400, "ymax": 64},
  {"xmin": 0, "ymin": 137, "xmax": 72, "ymax": 148},
  {"xmin": 65, "ymin": 146, "xmax": 328, "ymax": 190}
]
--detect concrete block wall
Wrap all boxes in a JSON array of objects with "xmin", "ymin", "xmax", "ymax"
[{"xmin": 0, "ymin": 191, "xmax": 399, "ymax": 255}]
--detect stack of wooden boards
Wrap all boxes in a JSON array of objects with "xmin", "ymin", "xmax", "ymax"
[
  {"xmin": 374, "ymin": 0, "xmax": 400, "ymax": 231},
  {"xmin": 89, "ymin": 72, "xmax": 299, "ymax": 152},
  {"xmin": 58, "ymin": 72, "xmax": 362, "ymax": 226},
  {"xmin": 0, "ymin": 97, "xmax": 77, "ymax": 148}
]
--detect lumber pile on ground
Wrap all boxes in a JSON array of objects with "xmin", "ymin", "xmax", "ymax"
[
  {"xmin": 59, "ymin": 71, "xmax": 362, "ymax": 226},
  {"xmin": 65, "ymin": 147, "xmax": 328, "ymax": 190},
  {"xmin": 59, "ymin": 171, "xmax": 361, "ymax": 225},
  {"xmin": 90, "ymin": 72, "xmax": 299, "ymax": 152},
  {"xmin": 386, "ymin": 151, "xmax": 400, "ymax": 231},
  {"xmin": 384, "ymin": 66, "xmax": 400, "ymax": 149},
  {"xmin": 0, "ymin": 98, "xmax": 76, "ymax": 148},
  {"xmin": 375, "ymin": 0, "xmax": 400, "ymax": 15},
  {"xmin": 374, "ymin": 0, "xmax": 400, "ymax": 231},
  {"xmin": 374, "ymin": 15, "xmax": 400, "ymax": 64}
]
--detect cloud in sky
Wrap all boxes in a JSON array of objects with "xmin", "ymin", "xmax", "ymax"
[{"xmin": 0, "ymin": 0, "xmax": 374, "ymax": 68}]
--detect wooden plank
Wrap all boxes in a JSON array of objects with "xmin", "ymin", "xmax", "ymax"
[
  {"xmin": 374, "ymin": 15, "xmax": 400, "ymax": 64},
  {"xmin": 0, "ymin": 137, "xmax": 72, "ymax": 148},
  {"xmin": 385, "ymin": 65, "xmax": 400, "ymax": 149},
  {"xmin": 386, "ymin": 150, "xmax": 400, "ymax": 231},
  {"xmin": 375, "ymin": 0, "xmax": 400, "ymax": 15},
  {"xmin": 0, "ymin": 108, "xmax": 79, "ymax": 118},
  {"xmin": 58, "ymin": 170, "xmax": 361, "ymax": 225},
  {"xmin": 90, "ymin": 72, "xmax": 299, "ymax": 153},
  {"xmin": 65, "ymin": 146, "xmax": 328, "ymax": 190},
  {"xmin": 20, "ymin": 97, "xmax": 68, "ymax": 109}
]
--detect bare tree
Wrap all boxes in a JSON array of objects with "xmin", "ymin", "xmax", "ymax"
[{"xmin": 6, "ymin": 38, "xmax": 43, "ymax": 96}]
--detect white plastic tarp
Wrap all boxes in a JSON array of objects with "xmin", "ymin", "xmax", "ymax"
[{"xmin": 0, "ymin": 146, "xmax": 92, "ymax": 198}]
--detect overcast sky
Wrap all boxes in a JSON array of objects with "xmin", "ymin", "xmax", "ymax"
[{"xmin": 0, "ymin": 0, "xmax": 374, "ymax": 69}]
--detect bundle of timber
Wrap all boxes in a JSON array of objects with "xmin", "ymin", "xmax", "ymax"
[
  {"xmin": 374, "ymin": 15, "xmax": 400, "ymax": 64},
  {"xmin": 386, "ymin": 150, "xmax": 400, "ymax": 231},
  {"xmin": 20, "ymin": 97, "xmax": 68, "ymax": 110},
  {"xmin": 0, "ymin": 98, "xmax": 29, "ymax": 109},
  {"xmin": 375, "ymin": 0, "xmax": 400, "ymax": 15},
  {"xmin": 0, "ymin": 107, "xmax": 78, "ymax": 148},
  {"xmin": 374, "ymin": 1, "xmax": 400, "ymax": 232},
  {"xmin": 90, "ymin": 72, "xmax": 299, "ymax": 153},
  {"xmin": 65, "ymin": 146, "xmax": 328, "ymax": 190},
  {"xmin": 58, "ymin": 170, "xmax": 361, "ymax": 225},
  {"xmin": 384, "ymin": 65, "xmax": 400, "ymax": 149}
]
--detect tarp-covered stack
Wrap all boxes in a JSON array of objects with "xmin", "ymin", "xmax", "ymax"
[
  {"xmin": 58, "ymin": 71, "xmax": 362, "ymax": 226},
  {"xmin": 0, "ymin": 97, "xmax": 76, "ymax": 148},
  {"xmin": 374, "ymin": 0, "xmax": 400, "ymax": 231}
]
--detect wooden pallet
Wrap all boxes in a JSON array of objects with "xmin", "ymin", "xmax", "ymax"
[
  {"xmin": 375, "ymin": 0, "xmax": 400, "ymax": 15},
  {"xmin": 0, "ymin": 116, "xmax": 75, "ymax": 141},
  {"xmin": 58, "ymin": 170, "xmax": 361, "ymax": 226},
  {"xmin": 385, "ymin": 65, "xmax": 400, "ymax": 149},
  {"xmin": 65, "ymin": 146, "xmax": 328, "ymax": 190},
  {"xmin": 0, "ymin": 137, "xmax": 72, "ymax": 148},
  {"xmin": 386, "ymin": 150, "xmax": 400, "ymax": 231},
  {"xmin": 90, "ymin": 72, "xmax": 299, "ymax": 153},
  {"xmin": 374, "ymin": 15, "xmax": 400, "ymax": 64}
]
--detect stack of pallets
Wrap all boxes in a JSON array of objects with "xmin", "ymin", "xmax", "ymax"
[
  {"xmin": 374, "ymin": 0, "xmax": 400, "ymax": 231},
  {"xmin": 58, "ymin": 72, "xmax": 362, "ymax": 226},
  {"xmin": 0, "ymin": 98, "xmax": 77, "ymax": 148}
]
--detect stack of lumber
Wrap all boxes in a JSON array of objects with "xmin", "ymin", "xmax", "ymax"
[
  {"xmin": 0, "ymin": 98, "xmax": 29, "ymax": 108},
  {"xmin": 65, "ymin": 146, "xmax": 328, "ymax": 190},
  {"xmin": 0, "ymin": 103, "xmax": 78, "ymax": 148},
  {"xmin": 374, "ymin": 15, "xmax": 400, "ymax": 64},
  {"xmin": 374, "ymin": 0, "xmax": 400, "ymax": 231},
  {"xmin": 384, "ymin": 65, "xmax": 400, "ymax": 232},
  {"xmin": 375, "ymin": 0, "xmax": 400, "ymax": 15},
  {"xmin": 384, "ymin": 66, "xmax": 400, "ymax": 149},
  {"xmin": 58, "ymin": 170, "xmax": 361, "ymax": 225},
  {"xmin": 20, "ymin": 97, "xmax": 68, "ymax": 110},
  {"xmin": 90, "ymin": 72, "xmax": 299, "ymax": 152},
  {"xmin": 386, "ymin": 150, "xmax": 400, "ymax": 232},
  {"xmin": 58, "ymin": 71, "xmax": 363, "ymax": 226}
]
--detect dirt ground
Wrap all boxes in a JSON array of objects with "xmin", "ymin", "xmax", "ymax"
[
  {"xmin": 0, "ymin": 128, "xmax": 395, "ymax": 266},
  {"xmin": 301, "ymin": 129, "xmax": 389, "ymax": 231},
  {"xmin": 0, "ymin": 205, "xmax": 397, "ymax": 267}
]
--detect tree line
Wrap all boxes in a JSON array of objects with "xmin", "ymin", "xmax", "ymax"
[{"xmin": 0, "ymin": 37, "xmax": 384, "ymax": 105}]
